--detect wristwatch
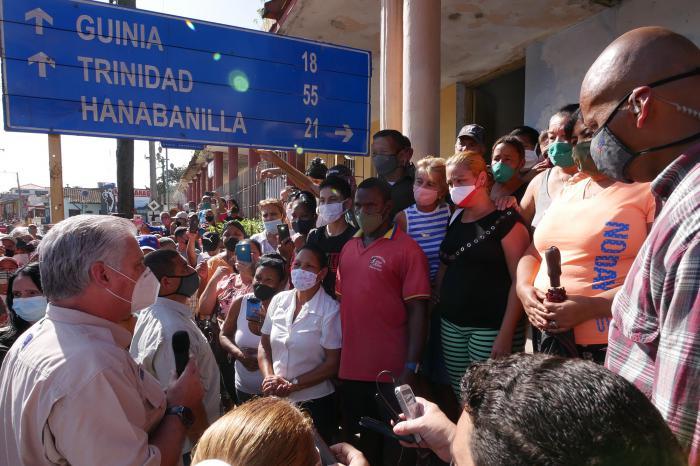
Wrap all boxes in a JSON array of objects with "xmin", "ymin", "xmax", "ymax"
[
  {"xmin": 291, "ymin": 377, "xmax": 299, "ymax": 385},
  {"xmin": 165, "ymin": 405, "xmax": 194, "ymax": 427},
  {"xmin": 405, "ymin": 362, "xmax": 421, "ymax": 374}
]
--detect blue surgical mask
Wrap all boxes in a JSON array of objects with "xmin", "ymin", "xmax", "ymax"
[
  {"xmin": 13, "ymin": 296, "xmax": 47, "ymax": 322},
  {"xmin": 590, "ymin": 67, "xmax": 700, "ymax": 182},
  {"xmin": 263, "ymin": 218, "xmax": 283, "ymax": 234}
]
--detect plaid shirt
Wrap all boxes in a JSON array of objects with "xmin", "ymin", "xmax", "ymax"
[{"xmin": 606, "ymin": 142, "xmax": 700, "ymax": 465}]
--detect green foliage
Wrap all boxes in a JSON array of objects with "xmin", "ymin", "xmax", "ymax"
[{"xmin": 240, "ymin": 217, "xmax": 263, "ymax": 237}]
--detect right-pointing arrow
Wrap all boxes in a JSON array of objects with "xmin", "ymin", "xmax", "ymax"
[
  {"xmin": 28, "ymin": 52, "xmax": 56, "ymax": 78},
  {"xmin": 334, "ymin": 124, "xmax": 354, "ymax": 143},
  {"xmin": 25, "ymin": 8, "xmax": 53, "ymax": 35}
]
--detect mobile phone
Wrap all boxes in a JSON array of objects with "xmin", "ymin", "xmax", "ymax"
[
  {"xmin": 277, "ymin": 223, "xmax": 290, "ymax": 242},
  {"xmin": 312, "ymin": 429, "xmax": 336, "ymax": 466},
  {"xmin": 395, "ymin": 384, "xmax": 423, "ymax": 443},
  {"xmin": 235, "ymin": 242, "xmax": 252, "ymax": 263},
  {"xmin": 359, "ymin": 417, "xmax": 415, "ymax": 444},
  {"xmin": 188, "ymin": 213, "xmax": 199, "ymax": 233},
  {"xmin": 245, "ymin": 298, "xmax": 263, "ymax": 323}
]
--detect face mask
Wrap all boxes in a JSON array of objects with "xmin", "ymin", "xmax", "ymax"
[
  {"xmin": 224, "ymin": 237, "xmax": 238, "ymax": 252},
  {"xmin": 572, "ymin": 141, "xmax": 602, "ymax": 177},
  {"xmin": 589, "ymin": 69, "xmax": 700, "ymax": 182},
  {"xmin": 4, "ymin": 249, "xmax": 15, "ymax": 257},
  {"xmin": 105, "ymin": 265, "xmax": 161, "ymax": 313},
  {"xmin": 201, "ymin": 202, "xmax": 211, "ymax": 210},
  {"xmin": 449, "ymin": 185, "xmax": 477, "ymax": 208},
  {"xmin": 162, "ymin": 272, "xmax": 200, "ymax": 298},
  {"xmin": 291, "ymin": 268, "xmax": 318, "ymax": 291},
  {"xmin": 548, "ymin": 142, "xmax": 574, "ymax": 167},
  {"xmin": 253, "ymin": 283, "xmax": 276, "ymax": 301},
  {"xmin": 372, "ymin": 154, "xmax": 399, "ymax": 177},
  {"xmin": 316, "ymin": 202, "xmax": 346, "ymax": 228},
  {"xmin": 413, "ymin": 186, "xmax": 439, "ymax": 207},
  {"xmin": 492, "ymin": 161, "xmax": 516, "ymax": 183},
  {"xmin": 522, "ymin": 150, "xmax": 539, "ymax": 171},
  {"xmin": 205, "ymin": 215, "xmax": 215, "ymax": 223},
  {"xmin": 263, "ymin": 218, "xmax": 283, "ymax": 235},
  {"xmin": 356, "ymin": 210, "xmax": 385, "ymax": 235},
  {"xmin": 14, "ymin": 253, "xmax": 29, "ymax": 266},
  {"xmin": 13, "ymin": 296, "xmax": 47, "ymax": 322},
  {"xmin": 292, "ymin": 218, "xmax": 315, "ymax": 235}
]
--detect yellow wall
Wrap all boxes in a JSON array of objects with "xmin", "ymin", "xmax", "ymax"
[{"xmin": 439, "ymin": 83, "xmax": 457, "ymax": 158}]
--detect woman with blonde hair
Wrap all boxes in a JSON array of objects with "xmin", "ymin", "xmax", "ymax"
[{"xmin": 436, "ymin": 151, "xmax": 530, "ymax": 396}]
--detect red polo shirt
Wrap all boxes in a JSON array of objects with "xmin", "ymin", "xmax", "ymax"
[{"xmin": 336, "ymin": 225, "xmax": 430, "ymax": 381}]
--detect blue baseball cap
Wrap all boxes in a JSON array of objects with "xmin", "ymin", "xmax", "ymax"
[{"xmin": 137, "ymin": 235, "xmax": 160, "ymax": 251}]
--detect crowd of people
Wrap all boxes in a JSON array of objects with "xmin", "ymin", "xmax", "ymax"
[{"xmin": 0, "ymin": 26, "xmax": 697, "ymax": 466}]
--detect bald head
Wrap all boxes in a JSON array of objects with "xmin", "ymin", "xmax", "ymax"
[{"xmin": 580, "ymin": 27, "xmax": 700, "ymax": 182}]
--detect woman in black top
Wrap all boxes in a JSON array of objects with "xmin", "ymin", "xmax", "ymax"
[{"xmin": 436, "ymin": 151, "xmax": 530, "ymax": 395}]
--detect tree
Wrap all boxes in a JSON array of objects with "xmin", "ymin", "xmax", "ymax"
[{"xmin": 156, "ymin": 165, "xmax": 188, "ymax": 203}]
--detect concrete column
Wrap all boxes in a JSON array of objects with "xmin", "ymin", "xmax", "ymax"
[
  {"xmin": 227, "ymin": 147, "xmax": 238, "ymax": 196},
  {"xmin": 201, "ymin": 165, "xmax": 208, "ymax": 195},
  {"xmin": 248, "ymin": 148, "xmax": 260, "ymax": 168},
  {"xmin": 402, "ymin": 0, "xmax": 441, "ymax": 160},
  {"xmin": 380, "ymin": 0, "xmax": 403, "ymax": 132},
  {"xmin": 213, "ymin": 151, "xmax": 224, "ymax": 193},
  {"xmin": 193, "ymin": 177, "xmax": 198, "ymax": 203}
]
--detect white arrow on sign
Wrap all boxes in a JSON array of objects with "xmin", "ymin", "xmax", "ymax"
[
  {"xmin": 334, "ymin": 124, "xmax": 354, "ymax": 143},
  {"xmin": 28, "ymin": 52, "xmax": 55, "ymax": 78},
  {"xmin": 25, "ymin": 8, "xmax": 53, "ymax": 35}
]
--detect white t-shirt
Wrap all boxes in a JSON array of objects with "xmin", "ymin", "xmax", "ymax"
[
  {"xmin": 234, "ymin": 295, "xmax": 264, "ymax": 394},
  {"xmin": 261, "ymin": 288, "xmax": 341, "ymax": 402},
  {"xmin": 250, "ymin": 232, "xmax": 276, "ymax": 255}
]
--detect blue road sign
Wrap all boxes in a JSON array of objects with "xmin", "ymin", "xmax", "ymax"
[{"xmin": 0, "ymin": 0, "xmax": 371, "ymax": 154}]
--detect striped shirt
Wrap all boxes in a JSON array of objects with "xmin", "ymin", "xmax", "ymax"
[
  {"xmin": 605, "ymin": 142, "xmax": 700, "ymax": 465},
  {"xmin": 405, "ymin": 203, "xmax": 450, "ymax": 281}
]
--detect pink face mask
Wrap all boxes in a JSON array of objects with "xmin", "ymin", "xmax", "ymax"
[{"xmin": 413, "ymin": 186, "xmax": 439, "ymax": 207}]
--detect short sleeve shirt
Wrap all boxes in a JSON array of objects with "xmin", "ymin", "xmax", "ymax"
[
  {"xmin": 533, "ymin": 178, "xmax": 655, "ymax": 345},
  {"xmin": 336, "ymin": 225, "xmax": 430, "ymax": 381},
  {"xmin": 261, "ymin": 288, "xmax": 341, "ymax": 402}
]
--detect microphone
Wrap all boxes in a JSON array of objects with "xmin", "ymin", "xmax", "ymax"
[{"xmin": 172, "ymin": 331, "xmax": 190, "ymax": 377}]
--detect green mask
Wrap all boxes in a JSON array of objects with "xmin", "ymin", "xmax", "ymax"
[
  {"xmin": 357, "ymin": 210, "xmax": 385, "ymax": 235},
  {"xmin": 548, "ymin": 141, "xmax": 574, "ymax": 168},
  {"xmin": 492, "ymin": 161, "xmax": 516, "ymax": 183},
  {"xmin": 572, "ymin": 141, "xmax": 601, "ymax": 177}
]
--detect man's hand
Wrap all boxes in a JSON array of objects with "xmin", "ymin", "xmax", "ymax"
[
  {"xmin": 393, "ymin": 397, "xmax": 455, "ymax": 462},
  {"xmin": 166, "ymin": 360, "xmax": 204, "ymax": 410},
  {"xmin": 329, "ymin": 443, "xmax": 370, "ymax": 466}
]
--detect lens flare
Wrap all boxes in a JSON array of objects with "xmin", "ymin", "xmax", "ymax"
[
  {"xmin": 228, "ymin": 70, "xmax": 249, "ymax": 92},
  {"xmin": 296, "ymin": 146, "xmax": 304, "ymax": 155},
  {"xmin": 185, "ymin": 20, "xmax": 196, "ymax": 31},
  {"xmin": 213, "ymin": 52, "xmax": 221, "ymax": 61}
]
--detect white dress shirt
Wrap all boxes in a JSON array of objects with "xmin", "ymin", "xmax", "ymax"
[
  {"xmin": 261, "ymin": 288, "xmax": 342, "ymax": 402},
  {"xmin": 130, "ymin": 297, "xmax": 221, "ymax": 452},
  {"xmin": 0, "ymin": 305, "xmax": 165, "ymax": 466}
]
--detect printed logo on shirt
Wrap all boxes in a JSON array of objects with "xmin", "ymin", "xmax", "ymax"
[
  {"xmin": 21, "ymin": 333, "xmax": 33, "ymax": 349},
  {"xmin": 592, "ymin": 221, "xmax": 629, "ymax": 334},
  {"xmin": 368, "ymin": 255, "xmax": 386, "ymax": 272}
]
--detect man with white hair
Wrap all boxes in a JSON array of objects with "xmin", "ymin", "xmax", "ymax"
[{"xmin": 0, "ymin": 215, "xmax": 204, "ymax": 466}]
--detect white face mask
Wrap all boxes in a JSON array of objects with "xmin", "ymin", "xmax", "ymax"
[
  {"xmin": 291, "ymin": 268, "xmax": 319, "ymax": 292},
  {"xmin": 263, "ymin": 218, "xmax": 284, "ymax": 234},
  {"xmin": 449, "ymin": 185, "xmax": 477, "ymax": 208},
  {"xmin": 105, "ymin": 265, "xmax": 160, "ymax": 313},
  {"xmin": 13, "ymin": 296, "xmax": 48, "ymax": 322},
  {"xmin": 316, "ymin": 202, "xmax": 346, "ymax": 228},
  {"xmin": 522, "ymin": 149, "xmax": 540, "ymax": 171}
]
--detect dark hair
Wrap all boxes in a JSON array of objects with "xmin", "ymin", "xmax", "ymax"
[
  {"xmin": 319, "ymin": 175, "xmax": 352, "ymax": 200},
  {"xmin": 0, "ymin": 262, "xmax": 42, "ymax": 350},
  {"xmin": 296, "ymin": 243, "xmax": 328, "ymax": 269},
  {"xmin": 144, "ymin": 249, "xmax": 182, "ymax": 281},
  {"xmin": 557, "ymin": 103, "xmax": 580, "ymax": 116},
  {"xmin": 509, "ymin": 126, "xmax": 540, "ymax": 148},
  {"xmin": 565, "ymin": 108, "xmax": 583, "ymax": 141},
  {"xmin": 357, "ymin": 177, "xmax": 392, "ymax": 203},
  {"xmin": 492, "ymin": 135, "xmax": 525, "ymax": 162},
  {"xmin": 256, "ymin": 253, "xmax": 287, "ymax": 281},
  {"xmin": 174, "ymin": 226, "xmax": 188, "ymax": 239},
  {"xmin": 201, "ymin": 232, "xmax": 220, "ymax": 252},
  {"xmin": 372, "ymin": 129, "xmax": 411, "ymax": 151},
  {"xmin": 306, "ymin": 158, "xmax": 328, "ymax": 179},
  {"xmin": 460, "ymin": 353, "xmax": 685, "ymax": 466},
  {"xmin": 224, "ymin": 220, "xmax": 247, "ymax": 238},
  {"xmin": 291, "ymin": 191, "xmax": 317, "ymax": 215}
]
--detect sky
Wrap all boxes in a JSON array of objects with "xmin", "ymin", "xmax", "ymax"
[{"xmin": 0, "ymin": 0, "xmax": 263, "ymax": 192}]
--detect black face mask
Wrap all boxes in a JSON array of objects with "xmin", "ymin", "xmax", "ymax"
[
  {"xmin": 292, "ymin": 218, "xmax": 315, "ymax": 235},
  {"xmin": 253, "ymin": 284, "xmax": 276, "ymax": 301},
  {"xmin": 161, "ymin": 272, "xmax": 200, "ymax": 298},
  {"xmin": 205, "ymin": 215, "xmax": 215, "ymax": 222},
  {"xmin": 224, "ymin": 237, "xmax": 239, "ymax": 252},
  {"xmin": 4, "ymin": 249, "xmax": 14, "ymax": 257}
]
